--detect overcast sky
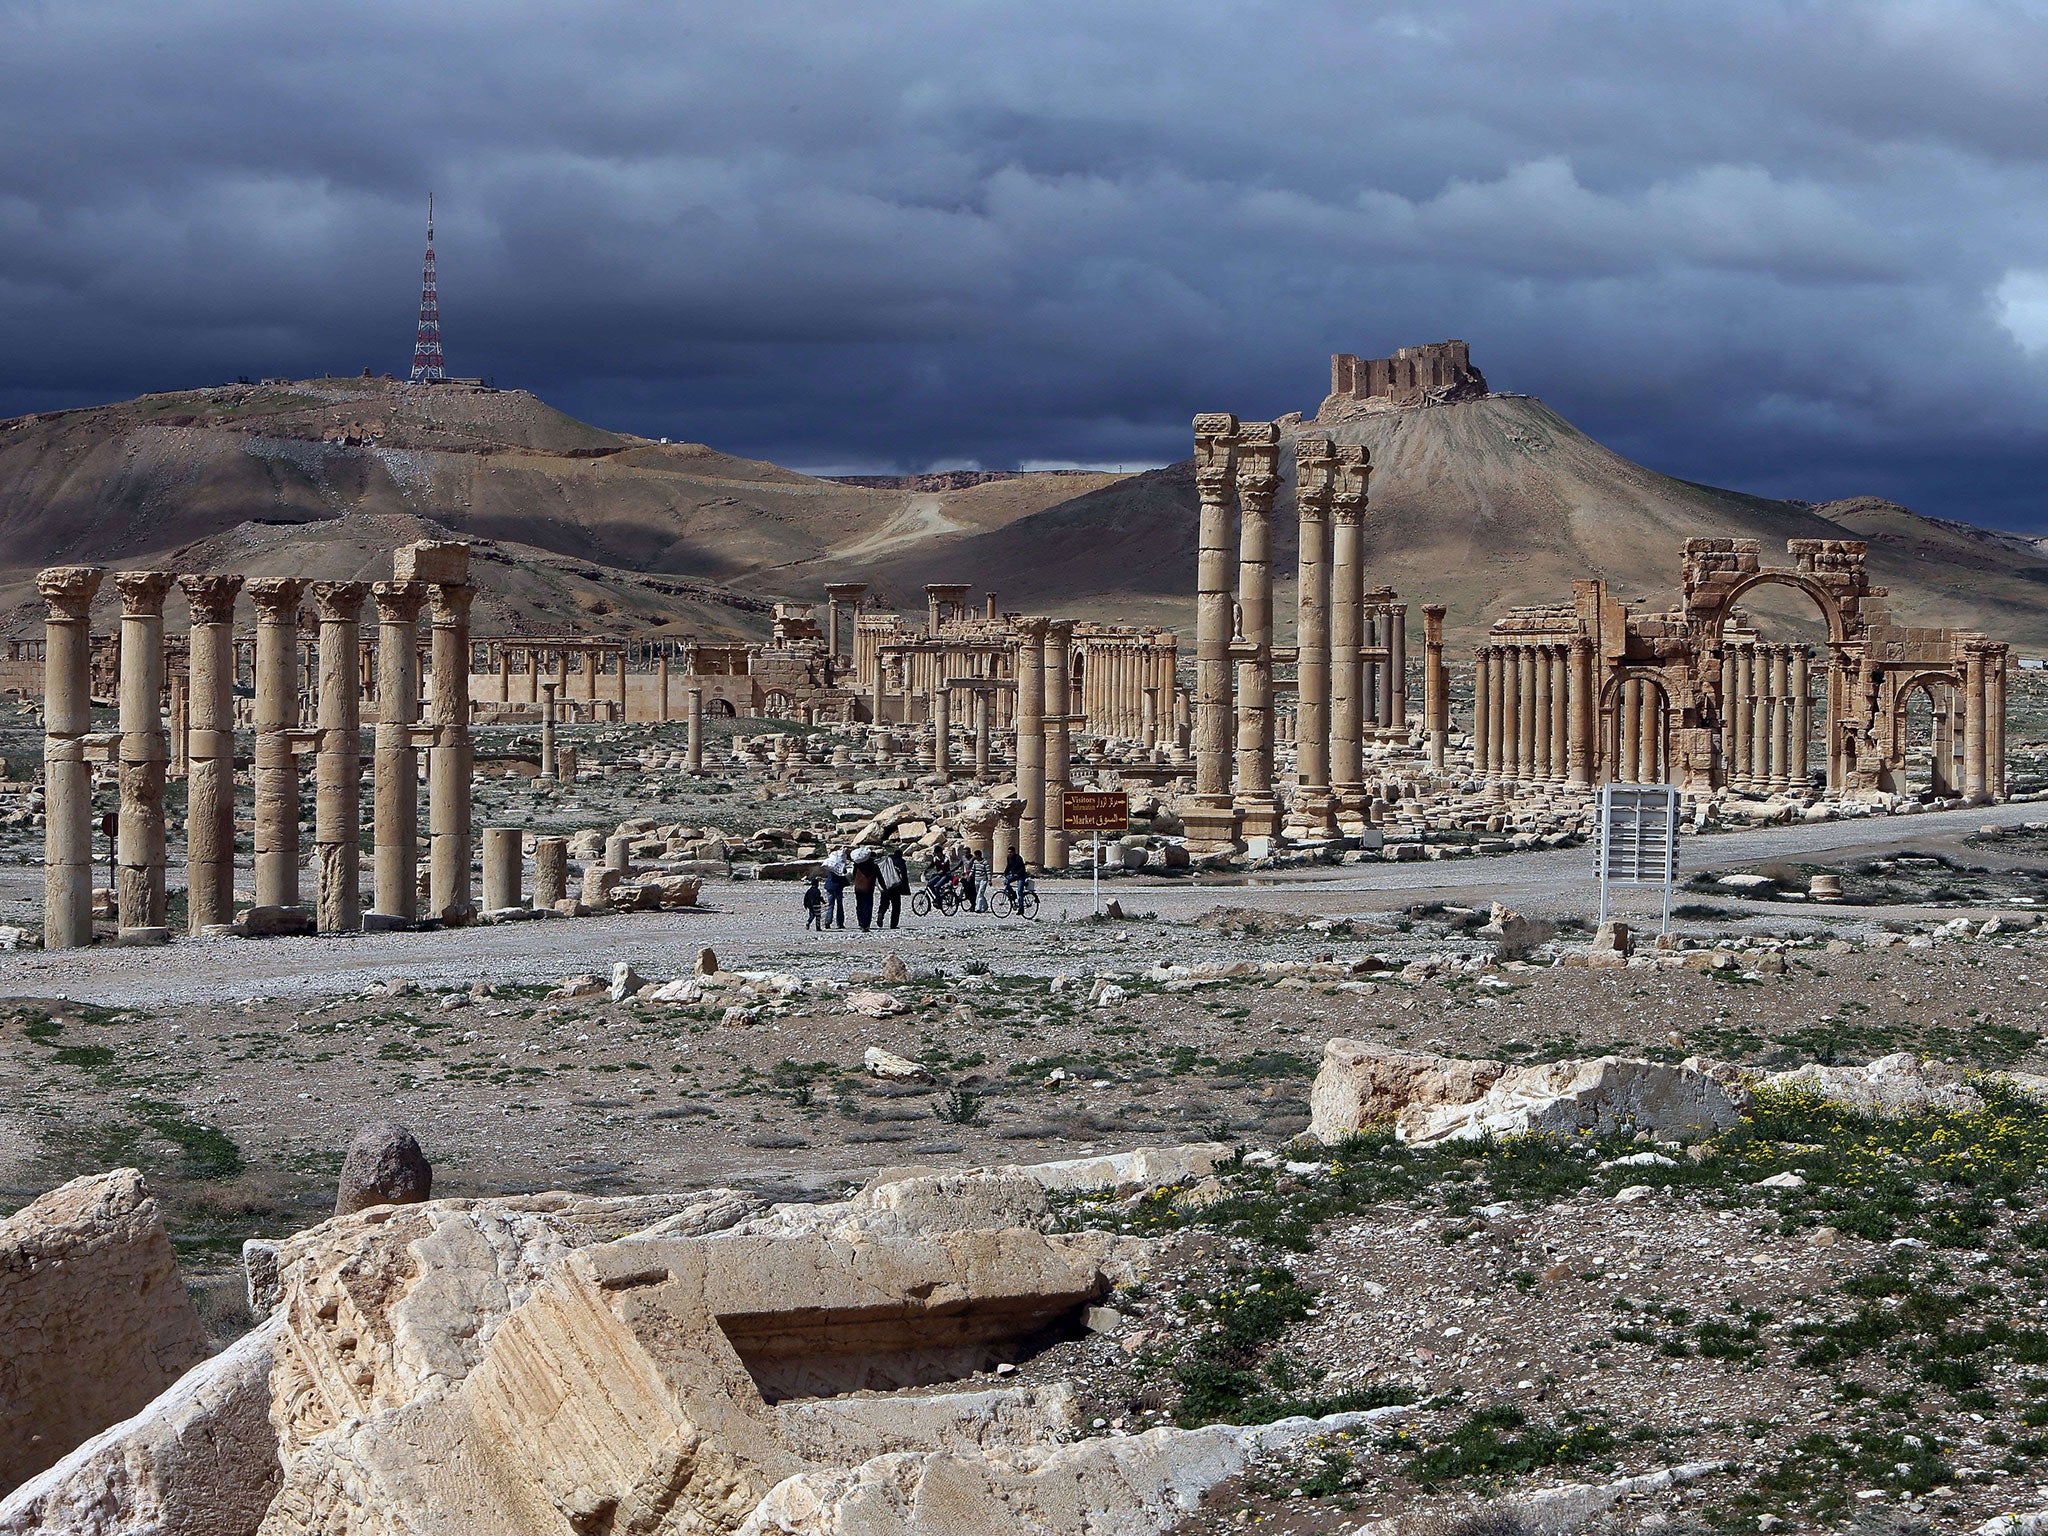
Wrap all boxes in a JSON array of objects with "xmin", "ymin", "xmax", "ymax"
[{"xmin": 6, "ymin": 1, "xmax": 2048, "ymax": 527}]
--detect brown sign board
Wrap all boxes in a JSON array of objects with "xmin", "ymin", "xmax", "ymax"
[{"xmin": 1064, "ymin": 791, "xmax": 1130, "ymax": 834}]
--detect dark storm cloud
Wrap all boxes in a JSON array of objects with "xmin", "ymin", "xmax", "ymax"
[{"xmin": 6, "ymin": 0, "xmax": 2048, "ymax": 524}]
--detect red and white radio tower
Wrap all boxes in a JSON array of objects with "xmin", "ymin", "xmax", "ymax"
[{"xmin": 409, "ymin": 194, "xmax": 445, "ymax": 382}]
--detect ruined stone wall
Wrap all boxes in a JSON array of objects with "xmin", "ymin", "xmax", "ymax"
[{"xmin": 1328, "ymin": 341, "xmax": 1487, "ymax": 405}]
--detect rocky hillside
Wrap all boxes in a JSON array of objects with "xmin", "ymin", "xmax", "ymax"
[
  {"xmin": 833, "ymin": 395, "xmax": 2048, "ymax": 647},
  {"xmin": 0, "ymin": 377, "xmax": 1122, "ymax": 638}
]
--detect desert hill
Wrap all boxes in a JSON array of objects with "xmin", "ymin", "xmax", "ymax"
[
  {"xmin": 0, "ymin": 377, "xmax": 1122, "ymax": 638},
  {"xmin": 832, "ymin": 393, "xmax": 2048, "ymax": 649}
]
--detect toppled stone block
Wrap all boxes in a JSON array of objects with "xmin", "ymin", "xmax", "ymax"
[
  {"xmin": 0, "ymin": 1170, "xmax": 210, "ymax": 1491},
  {"xmin": 1309, "ymin": 1041, "xmax": 1748, "ymax": 1146},
  {"xmin": 1765, "ymin": 1052, "xmax": 1984, "ymax": 1117}
]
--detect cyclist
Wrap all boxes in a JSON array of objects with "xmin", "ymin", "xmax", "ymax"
[{"xmin": 1002, "ymin": 847, "xmax": 1030, "ymax": 911}]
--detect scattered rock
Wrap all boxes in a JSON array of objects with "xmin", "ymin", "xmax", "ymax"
[
  {"xmin": 608, "ymin": 962, "xmax": 645, "ymax": 1002},
  {"xmin": 864, "ymin": 1046, "xmax": 932, "ymax": 1082},
  {"xmin": 333, "ymin": 1122, "xmax": 432, "ymax": 1217},
  {"xmin": 847, "ymin": 991, "xmax": 911, "ymax": 1020},
  {"xmin": 880, "ymin": 953, "xmax": 911, "ymax": 984}
]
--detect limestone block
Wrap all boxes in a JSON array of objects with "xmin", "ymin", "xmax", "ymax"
[
  {"xmin": 1401, "ymin": 1057, "xmax": 1750, "ymax": 1146},
  {"xmin": 1306, "ymin": 1042, "xmax": 1506, "ymax": 1142},
  {"xmin": 849, "ymin": 993, "xmax": 911, "ymax": 1020},
  {"xmin": 864, "ymin": 1045, "xmax": 929, "ymax": 1078},
  {"xmin": 0, "ymin": 1170, "xmax": 209, "ymax": 1492},
  {"xmin": 1765, "ymin": 1052, "xmax": 1983, "ymax": 1117},
  {"xmin": 390, "ymin": 541, "xmax": 469, "ymax": 585},
  {"xmin": 0, "ymin": 1316, "xmax": 283, "ymax": 1534}
]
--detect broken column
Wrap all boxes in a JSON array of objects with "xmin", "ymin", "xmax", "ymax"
[
  {"xmin": 540, "ymin": 682, "xmax": 560, "ymax": 779},
  {"xmin": 686, "ymin": 686, "xmax": 705, "ymax": 773},
  {"xmin": 370, "ymin": 581, "xmax": 426, "ymax": 923},
  {"xmin": 180, "ymin": 575, "xmax": 242, "ymax": 933},
  {"xmin": 930, "ymin": 686, "xmax": 951, "ymax": 783},
  {"xmin": 532, "ymin": 836, "xmax": 568, "ymax": 908},
  {"xmin": 1188, "ymin": 414, "xmax": 1243, "ymax": 847},
  {"xmin": 247, "ymin": 578, "xmax": 308, "ymax": 910},
  {"xmin": 1291, "ymin": 435, "xmax": 1336, "ymax": 835},
  {"xmin": 481, "ymin": 828, "xmax": 523, "ymax": 912},
  {"xmin": 313, "ymin": 581, "xmax": 368, "ymax": 934},
  {"xmin": 39, "ymin": 566, "xmax": 103, "ymax": 949},
  {"xmin": 1233, "ymin": 420, "xmax": 1281, "ymax": 838},
  {"xmin": 1015, "ymin": 616, "xmax": 1048, "ymax": 869},
  {"xmin": 972, "ymin": 687, "xmax": 992, "ymax": 781},
  {"xmin": 114, "ymin": 571, "xmax": 173, "ymax": 940}
]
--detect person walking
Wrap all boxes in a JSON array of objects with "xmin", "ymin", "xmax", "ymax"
[
  {"xmin": 802, "ymin": 874, "xmax": 824, "ymax": 931},
  {"xmin": 851, "ymin": 846, "xmax": 878, "ymax": 932},
  {"xmin": 878, "ymin": 846, "xmax": 908, "ymax": 929},
  {"xmin": 823, "ymin": 846, "xmax": 850, "ymax": 929}
]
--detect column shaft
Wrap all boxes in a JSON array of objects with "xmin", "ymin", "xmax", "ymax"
[
  {"xmin": 40, "ymin": 566, "xmax": 103, "ymax": 948},
  {"xmin": 1233, "ymin": 422, "xmax": 1280, "ymax": 832},
  {"xmin": 248, "ymin": 579, "xmax": 307, "ymax": 908},
  {"xmin": 181, "ymin": 577, "xmax": 242, "ymax": 932},
  {"xmin": 371, "ymin": 583, "xmax": 425, "ymax": 920},
  {"xmin": 1016, "ymin": 619, "xmax": 1047, "ymax": 868},
  {"xmin": 313, "ymin": 582, "xmax": 367, "ymax": 933},
  {"xmin": 115, "ymin": 571, "xmax": 173, "ymax": 936},
  {"xmin": 1046, "ymin": 620, "xmax": 1073, "ymax": 867},
  {"xmin": 428, "ymin": 584, "xmax": 475, "ymax": 922},
  {"xmin": 1328, "ymin": 456, "xmax": 1368, "ymax": 812}
]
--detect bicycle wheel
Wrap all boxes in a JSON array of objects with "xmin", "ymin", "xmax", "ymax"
[
  {"xmin": 936, "ymin": 887, "xmax": 959, "ymax": 916},
  {"xmin": 1017, "ymin": 888, "xmax": 1040, "ymax": 919},
  {"xmin": 910, "ymin": 888, "xmax": 932, "ymax": 917}
]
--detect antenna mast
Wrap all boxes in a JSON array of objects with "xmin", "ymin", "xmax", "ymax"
[{"xmin": 409, "ymin": 194, "xmax": 444, "ymax": 381}]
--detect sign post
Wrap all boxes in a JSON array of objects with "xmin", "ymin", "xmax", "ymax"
[
  {"xmin": 1596, "ymin": 783, "xmax": 1681, "ymax": 932},
  {"xmin": 1062, "ymin": 791, "xmax": 1130, "ymax": 917}
]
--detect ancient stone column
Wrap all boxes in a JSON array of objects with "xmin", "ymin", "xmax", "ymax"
[
  {"xmin": 168, "ymin": 663, "xmax": 189, "ymax": 779},
  {"xmin": 1291, "ymin": 435, "xmax": 1336, "ymax": 834},
  {"xmin": 930, "ymin": 687, "xmax": 952, "ymax": 783},
  {"xmin": 497, "ymin": 647, "xmax": 512, "ymax": 704},
  {"xmin": 1420, "ymin": 605, "xmax": 1448, "ymax": 772},
  {"xmin": 1990, "ymin": 645, "xmax": 2009, "ymax": 800},
  {"xmin": 532, "ymin": 836, "xmax": 568, "ymax": 908},
  {"xmin": 40, "ymin": 566, "xmax": 103, "ymax": 949},
  {"xmin": 1388, "ymin": 604, "xmax": 1409, "ymax": 734},
  {"xmin": 1328, "ymin": 445, "xmax": 1370, "ymax": 824},
  {"xmin": 973, "ymin": 688, "xmax": 992, "ymax": 780},
  {"xmin": 1547, "ymin": 647, "xmax": 1570, "ymax": 784},
  {"xmin": 1016, "ymin": 617, "xmax": 1048, "ymax": 868},
  {"xmin": 114, "ymin": 571, "xmax": 173, "ymax": 940},
  {"xmin": 687, "ymin": 686, "xmax": 705, "ymax": 773},
  {"xmin": 246, "ymin": 579, "xmax": 308, "ymax": 910},
  {"xmin": 613, "ymin": 647, "xmax": 628, "ymax": 721},
  {"xmin": 1046, "ymin": 619, "xmax": 1074, "ymax": 868},
  {"xmin": 1792, "ymin": 647, "xmax": 1813, "ymax": 790},
  {"xmin": 1189, "ymin": 415, "xmax": 1242, "ymax": 845},
  {"xmin": 369, "ymin": 582, "xmax": 426, "ymax": 922},
  {"xmin": 1620, "ymin": 677, "xmax": 1642, "ymax": 782},
  {"xmin": 1728, "ymin": 647, "xmax": 1750, "ymax": 788},
  {"xmin": 992, "ymin": 802, "xmax": 1020, "ymax": 875},
  {"xmin": 180, "ymin": 575, "xmax": 242, "ymax": 933},
  {"xmin": 1232, "ymin": 420, "xmax": 1281, "ymax": 837},
  {"xmin": 1517, "ymin": 646, "xmax": 1538, "ymax": 781},
  {"xmin": 1142, "ymin": 687, "xmax": 1159, "ymax": 753},
  {"xmin": 428, "ymin": 583, "xmax": 475, "ymax": 923},
  {"xmin": 1533, "ymin": 646, "xmax": 1554, "ymax": 781},
  {"xmin": 1765, "ymin": 648, "xmax": 1788, "ymax": 789},
  {"xmin": 481, "ymin": 827, "xmax": 522, "ymax": 912},
  {"xmin": 581, "ymin": 646, "xmax": 598, "ymax": 703},
  {"xmin": 1567, "ymin": 637, "xmax": 1595, "ymax": 786},
  {"xmin": 312, "ymin": 582, "xmax": 368, "ymax": 934},
  {"xmin": 1472, "ymin": 652, "xmax": 1492, "ymax": 777},
  {"xmin": 657, "ymin": 652, "xmax": 672, "ymax": 722},
  {"xmin": 1964, "ymin": 642, "xmax": 1989, "ymax": 803},
  {"xmin": 1486, "ymin": 647, "xmax": 1508, "ymax": 781},
  {"xmin": 539, "ymin": 682, "xmax": 559, "ymax": 779}
]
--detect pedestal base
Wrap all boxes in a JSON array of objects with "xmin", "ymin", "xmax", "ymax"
[
  {"xmin": 1234, "ymin": 796, "xmax": 1283, "ymax": 840},
  {"xmin": 1181, "ymin": 801, "xmax": 1244, "ymax": 853}
]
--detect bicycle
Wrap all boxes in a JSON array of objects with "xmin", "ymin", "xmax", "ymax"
[
  {"xmin": 997, "ymin": 879, "xmax": 1040, "ymax": 919},
  {"xmin": 910, "ymin": 881, "xmax": 960, "ymax": 917}
]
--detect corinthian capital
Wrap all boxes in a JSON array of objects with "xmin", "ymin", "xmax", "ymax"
[
  {"xmin": 371, "ymin": 580, "xmax": 429, "ymax": 625},
  {"xmin": 1295, "ymin": 434, "xmax": 1336, "ymax": 514},
  {"xmin": 246, "ymin": 577, "xmax": 309, "ymax": 622},
  {"xmin": 1193, "ymin": 412, "xmax": 1239, "ymax": 504},
  {"xmin": 429, "ymin": 584, "xmax": 475, "ymax": 627},
  {"xmin": 37, "ymin": 565, "xmax": 104, "ymax": 619},
  {"xmin": 113, "ymin": 570, "xmax": 175, "ymax": 617},
  {"xmin": 1234, "ymin": 421, "xmax": 1280, "ymax": 511},
  {"xmin": 312, "ymin": 581, "xmax": 370, "ymax": 624},
  {"xmin": 1332, "ymin": 444, "xmax": 1372, "ymax": 520},
  {"xmin": 178, "ymin": 574, "xmax": 243, "ymax": 625}
]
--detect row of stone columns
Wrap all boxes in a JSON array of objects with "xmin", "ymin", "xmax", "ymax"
[
  {"xmin": 39, "ymin": 543, "xmax": 474, "ymax": 949},
  {"xmin": 1720, "ymin": 642, "xmax": 1812, "ymax": 791},
  {"xmin": 485, "ymin": 642, "xmax": 628, "ymax": 710},
  {"xmin": 1960, "ymin": 639, "xmax": 2010, "ymax": 804},
  {"xmin": 1613, "ymin": 675, "xmax": 1669, "ymax": 785},
  {"xmin": 1079, "ymin": 636, "xmax": 1177, "ymax": 744},
  {"xmin": 1008, "ymin": 618, "xmax": 1077, "ymax": 870},
  {"xmin": 1471, "ymin": 640, "xmax": 1598, "ymax": 787}
]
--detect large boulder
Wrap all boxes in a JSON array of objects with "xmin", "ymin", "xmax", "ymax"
[
  {"xmin": 333, "ymin": 1123, "xmax": 432, "ymax": 1218},
  {"xmin": 0, "ymin": 1170, "xmax": 210, "ymax": 1492},
  {"xmin": 1309, "ymin": 1042, "xmax": 1748, "ymax": 1146}
]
